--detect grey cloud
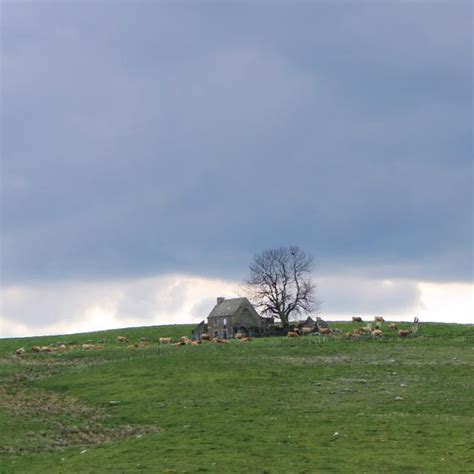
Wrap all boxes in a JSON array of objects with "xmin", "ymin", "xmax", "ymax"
[{"xmin": 1, "ymin": 2, "xmax": 472, "ymax": 286}]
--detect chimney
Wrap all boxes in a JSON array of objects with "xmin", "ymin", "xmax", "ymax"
[{"xmin": 217, "ymin": 297, "xmax": 225, "ymax": 305}]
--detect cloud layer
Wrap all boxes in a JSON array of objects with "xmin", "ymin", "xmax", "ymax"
[
  {"xmin": 2, "ymin": 2, "xmax": 472, "ymax": 286},
  {"xmin": 1, "ymin": 273, "xmax": 472, "ymax": 338}
]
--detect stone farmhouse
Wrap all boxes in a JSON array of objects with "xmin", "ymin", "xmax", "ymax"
[{"xmin": 192, "ymin": 297, "xmax": 273, "ymax": 340}]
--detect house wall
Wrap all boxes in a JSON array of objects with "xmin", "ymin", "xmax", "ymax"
[
  {"xmin": 208, "ymin": 316, "xmax": 232, "ymax": 339},
  {"xmin": 232, "ymin": 308, "xmax": 261, "ymax": 335}
]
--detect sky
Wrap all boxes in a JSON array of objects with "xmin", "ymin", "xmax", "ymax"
[{"xmin": 1, "ymin": 1, "xmax": 472, "ymax": 337}]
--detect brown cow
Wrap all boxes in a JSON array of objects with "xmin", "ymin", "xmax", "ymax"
[
  {"xmin": 374, "ymin": 316, "xmax": 385, "ymax": 323},
  {"xmin": 240, "ymin": 337, "xmax": 252, "ymax": 342},
  {"xmin": 159, "ymin": 337, "xmax": 172, "ymax": 345},
  {"xmin": 371, "ymin": 329, "xmax": 383, "ymax": 338},
  {"xmin": 201, "ymin": 334, "xmax": 210, "ymax": 341},
  {"xmin": 398, "ymin": 330, "xmax": 412, "ymax": 337},
  {"xmin": 319, "ymin": 327, "xmax": 332, "ymax": 335},
  {"xmin": 388, "ymin": 323, "xmax": 398, "ymax": 331},
  {"xmin": 352, "ymin": 317, "xmax": 363, "ymax": 323},
  {"xmin": 212, "ymin": 338, "xmax": 229, "ymax": 344},
  {"xmin": 287, "ymin": 331, "xmax": 300, "ymax": 338},
  {"xmin": 116, "ymin": 336, "xmax": 129, "ymax": 343}
]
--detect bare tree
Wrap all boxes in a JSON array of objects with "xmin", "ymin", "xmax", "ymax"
[{"xmin": 243, "ymin": 246, "xmax": 320, "ymax": 329}]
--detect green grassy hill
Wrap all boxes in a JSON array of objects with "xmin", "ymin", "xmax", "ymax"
[{"xmin": 1, "ymin": 322, "xmax": 473, "ymax": 473}]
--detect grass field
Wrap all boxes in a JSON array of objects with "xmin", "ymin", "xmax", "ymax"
[{"xmin": 0, "ymin": 322, "xmax": 473, "ymax": 473}]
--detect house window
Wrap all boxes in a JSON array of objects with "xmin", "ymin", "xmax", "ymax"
[{"xmin": 223, "ymin": 318, "xmax": 227, "ymax": 325}]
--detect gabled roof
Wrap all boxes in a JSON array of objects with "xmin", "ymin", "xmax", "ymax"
[{"xmin": 208, "ymin": 297, "xmax": 252, "ymax": 318}]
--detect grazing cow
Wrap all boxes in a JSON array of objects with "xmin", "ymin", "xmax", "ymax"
[
  {"xmin": 210, "ymin": 337, "xmax": 229, "ymax": 344},
  {"xmin": 319, "ymin": 327, "xmax": 332, "ymax": 335},
  {"xmin": 214, "ymin": 338, "xmax": 229, "ymax": 344},
  {"xmin": 82, "ymin": 343, "xmax": 95, "ymax": 350},
  {"xmin": 374, "ymin": 316, "xmax": 385, "ymax": 322},
  {"xmin": 287, "ymin": 331, "xmax": 300, "ymax": 338},
  {"xmin": 398, "ymin": 330, "xmax": 412, "ymax": 337},
  {"xmin": 360, "ymin": 323, "xmax": 372, "ymax": 334},
  {"xmin": 388, "ymin": 323, "xmax": 398, "ymax": 331},
  {"xmin": 352, "ymin": 317, "xmax": 363, "ymax": 323},
  {"xmin": 40, "ymin": 346, "xmax": 53, "ymax": 352},
  {"xmin": 301, "ymin": 327, "xmax": 314, "ymax": 335},
  {"xmin": 116, "ymin": 336, "xmax": 128, "ymax": 343},
  {"xmin": 201, "ymin": 334, "xmax": 210, "ymax": 341},
  {"xmin": 16, "ymin": 347, "xmax": 25, "ymax": 356},
  {"xmin": 159, "ymin": 337, "xmax": 172, "ymax": 345},
  {"xmin": 371, "ymin": 329, "xmax": 383, "ymax": 338},
  {"xmin": 32, "ymin": 346, "xmax": 41, "ymax": 353}
]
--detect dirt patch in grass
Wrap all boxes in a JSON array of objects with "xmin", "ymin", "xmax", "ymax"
[{"xmin": 0, "ymin": 385, "xmax": 161, "ymax": 453}]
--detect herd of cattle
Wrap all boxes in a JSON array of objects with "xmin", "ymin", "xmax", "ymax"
[
  {"xmin": 158, "ymin": 333, "xmax": 252, "ymax": 347},
  {"xmin": 14, "ymin": 317, "xmax": 419, "ymax": 357},
  {"xmin": 14, "ymin": 333, "xmax": 252, "ymax": 356},
  {"xmin": 343, "ymin": 316, "xmax": 418, "ymax": 340},
  {"xmin": 287, "ymin": 316, "xmax": 419, "ymax": 340}
]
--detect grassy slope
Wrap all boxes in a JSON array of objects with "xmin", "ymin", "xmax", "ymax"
[{"xmin": 0, "ymin": 322, "xmax": 473, "ymax": 473}]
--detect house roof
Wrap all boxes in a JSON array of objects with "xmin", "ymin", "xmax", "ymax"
[{"xmin": 208, "ymin": 297, "xmax": 251, "ymax": 318}]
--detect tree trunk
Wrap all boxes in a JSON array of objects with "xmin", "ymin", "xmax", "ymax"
[{"xmin": 279, "ymin": 312, "xmax": 290, "ymax": 331}]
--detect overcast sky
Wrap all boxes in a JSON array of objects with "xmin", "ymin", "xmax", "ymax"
[{"xmin": 1, "ymin": 1, "xmax": 472, "ymax": 337}]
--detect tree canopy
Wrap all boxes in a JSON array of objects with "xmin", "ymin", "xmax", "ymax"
[{"xmin": 243, "ymin": 246, "xmax": 320, "ymax": 329}]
